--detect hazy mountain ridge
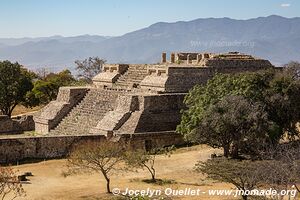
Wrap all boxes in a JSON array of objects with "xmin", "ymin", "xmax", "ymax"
[{"xmin": 0, "ymin": 15, "xmax": 300, "ymax": 70}]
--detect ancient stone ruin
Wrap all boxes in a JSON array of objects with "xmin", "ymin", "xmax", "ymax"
[{"xmin": 0, "ymin": 52, "xmax": 274, "ymax": 163}]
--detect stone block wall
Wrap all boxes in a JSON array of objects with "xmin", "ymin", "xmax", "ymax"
[
  {"xmin": 141, "ymin": 62, "xmax": 273, "ymax": 93},
  {"xmin": 120, "ymin": 131, "xmax": 184, "ymax": 150},
  {"xmin": 0, "ymin": 115, "xmax": 18, "ymax": 134},
  {"xmin": 0, "ymin": 115, "xmax": 35, "ymax": 134},
  {"xmin": 12, "ymin": 115, "xmax": 35, "ymax": 131},
  {"xmin": 112, "ymin": 94, "xmax": 186, "ymax": 134},
  {"xmin": 0, "ymin": 132, "xmax": 184, "ymax": 164},
  {"xmin": 141, "ymin": 67, "xmax": 213, "ymax": 93},
  {"xmin": 89, "ymin": 94, "xmax": 139, "ymax": 135},
  {"xmin": 0, "ymin": 135, "xmax": 106, "ymax": 164},
  {"xmin": 165, "ymin": 67, "xmax": 213, "ymax": 92},
  {"xmin": 92, "ymin": 64, "xmax": 129, "ymax": 88},
  {"xmin": 206, "ymin": 59, "xmax": 273, "ymax": 69},
  {"xmin": 34, "ymin": 87, "xmax": 89, "ymax": 134},
  {"xmin": 134, "ymin": 94, "xmax": 186, "ymax": 132}
]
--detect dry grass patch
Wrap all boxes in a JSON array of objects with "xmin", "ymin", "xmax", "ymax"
[{"xmin": 11, "ymin": 145, "xmax": 237, "ymax": 200}]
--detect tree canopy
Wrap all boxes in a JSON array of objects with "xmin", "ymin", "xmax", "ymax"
[
  {"xmin": 192, "ymin": 95, "xmax": 270, "ymax": 158},
  {"xmin": 177, "ymin": 67, "xmax": 300, "ymax": 158},
  {"xmin": 196, "ymin": 142, "xmax": 300, "ymax": 199},
  {"xmin": 0, "ymin": 166, "xmax": 25, "ymax": 200},
  {"xmin": 75, "ymin": 57, "xmax": 105, "ymax": 83},
  {"xmin": 0, "ymin": 61, "xmax": 33, "ymax": 117},
  {"xmin": 124, "ymin": 146, "xmax": 175, "ymax": 182},
  {"xmin": 66, "ymin": 140, "xmax": 125, "ymax": 193},
  {"xmin": 25, "ymin": 69, "xmax": 76, "ymax": 106}
]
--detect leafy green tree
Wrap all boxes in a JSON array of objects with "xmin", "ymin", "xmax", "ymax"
[
  {"xmin": 0, "ymin": 61, "xmax": 33, "ymax": 117},
  {"xmin": 177, "ymin": 72, "xmax": 271, "ymax": 140},
  {"xmin": 263, "ymin": 72, "xmax": 300, "ymax": 139},
  {"xmin": 26, "ymin": 69, "xmax": 76, "ymax": 105},
  {"xmin": 75, "ymin": 57, "xmax": 105, "ymax": 83},
  {"xmin": 177, "ymin": 70, "xmax": 300, "ymax": 158},
  {"xmin": 192, "ymin": 95, "xmax": 270, "ymax": 158},
  {"xmin": 30, "ymin": 80, "xmax": 59, "ymax": 105}
]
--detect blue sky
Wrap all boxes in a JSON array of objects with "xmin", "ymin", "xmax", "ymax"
[{"xmin": 0, "ymin": 0, "xmax": 299, "ymax": 38}]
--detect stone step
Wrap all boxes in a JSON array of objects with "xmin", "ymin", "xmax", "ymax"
[
  {"xmin": 56, "ymin": 122, "xmax": 95, "ymax": 128},
  {"xmin": 75, "ymin": 103, "xmax": 114, "ymax": 108},
  {"xmin": 118, "ymin": 74, "xmax": 146, "ymax": 78},
  {"xmin": 113, "ymin": 82, "xmax": 132, "ymax": 87},
  {"xmin": 120, "ymin": 77, "xmax": 145, "ymax": 82},
  {"xmin": 66, "ymin": 110, "xmax": 108, "ymax": 116},
  {"xmin": 117, "ymin": 75, "xmax": 146, "ymax": 81},
  {"xmin": 67, "ymin": 107, "xmax": 108, "ymax": 114},
  {"xmin": 49, "ymin": 89, "xmax": 119, "ymax": 136},
  {"xmin": 128, "ymin": 66, "xmax": 148, "ymax": 69},
  {"xmin": 126, "ymin": 71, "xmax": 148, "ymax": 75}
]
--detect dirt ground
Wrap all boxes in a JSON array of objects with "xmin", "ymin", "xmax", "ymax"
[
  {"xmin": 9, "ymin": 145, "xmax": 243, "ymax": 200},
  {"xmin": 12, "ymin": 105, "xmax": 42, "ymax": 116}
]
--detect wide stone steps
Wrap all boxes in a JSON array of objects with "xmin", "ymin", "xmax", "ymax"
[
  {"xmin": 119, "ymin": 73, "xmax": 147, "ymax": 77},
  {"xmin": 113, "ymin": 65, "xmax": 148, "ymax": 88},
  {"xmin": 117, "ymin": 78, "xmax": 145, "ymax": 83},
  {"xmin": 49, "ymin": 89, "xmax": 119, "ymax": 136}
]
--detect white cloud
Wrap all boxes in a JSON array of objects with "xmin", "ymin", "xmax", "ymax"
[{"xmin": 280, "ymin": 3, "xmax": 291, "ymax": 7}]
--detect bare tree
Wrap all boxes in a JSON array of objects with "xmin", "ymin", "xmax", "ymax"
[
  {"xmin": 75, "ymin": 57, "xmax": 106, "ymax": 83},
  {"xmin": 35, "ymin": 68, "xmax": 50, "ymax": 79},
  {"xmin": 283, "ymin": 61, "xmax": 300, "ymax": 80},
  {"xmin": 65, "ymin": 140, "xmax": 125, "ymax": 193},
  {"xmin": 259, "ymin": 142, "xmax": 300, "ymax": 198},
  {"xmin": 196, "ymin": 158, "xmax": 263, "ymax": 200},
  {"xmin": 197, "ymin": 143, "xmax": 300, "ymax": 200},
  {"xmin": 124, "ymin": 146, "xmax": 174, "ymax": 182},
  {"xmin": 0, "ymin": 166, "xmax": 25, "ymax": 200}
]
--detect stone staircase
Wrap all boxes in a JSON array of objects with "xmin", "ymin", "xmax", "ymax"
[
  {"xmin": 49, "ymin": 89, "xmax": 119, "ymax": 135},
  {"xmin": 112, "ymin": 65, "xmax": 148, "ymax": 89}
]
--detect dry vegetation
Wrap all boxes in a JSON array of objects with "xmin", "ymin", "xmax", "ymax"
[
  {"xmin": 11, "ymin": 105, "xmax": 42, "ymax": 116},
  {"xmin": 11, "ymin": 145, "xmax": 239, "ymax": 200}
]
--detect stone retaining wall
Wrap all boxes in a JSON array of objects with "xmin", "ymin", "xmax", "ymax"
[
  {"xmin": 0, "ymin": 135, "xmax": 106, "ymax": 164},
  {"xmin": 34, "ymin": 87, "xmax": 89, "ymax": 134},
  {"xmin": 0, "ymin": 131, "xmax": 184, "ymax": 164},
  {"xmin": 0, "ymin": 115, "xmax": 34, "ymax": 134},
  {"xmin": 141, "ymin": 64, "xmax": 273, "ymax": 93}
]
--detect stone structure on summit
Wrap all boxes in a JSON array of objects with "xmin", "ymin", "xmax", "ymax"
[
  {"xmin": 34, "ymin": 51, "xmax": 273, "ymax": 141},
  {"xmin": 0, "ymin": 52, "xmax": 274, "ymax": 163}
]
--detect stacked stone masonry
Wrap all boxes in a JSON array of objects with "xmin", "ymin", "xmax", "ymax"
[
  {"xmin": 112, "ymin": 64, "xmax": 149, "ymax": 90},
  {"xmin": 0, "ymin": 52, "xmax": 275, "ymax": 163},
  {"xmin": 50, "ymin": 89, "xmax": 120, "ymax": 135},
  {"xmin": 0, "ymin": 115, "xmax": 34, "ymax": 134}
]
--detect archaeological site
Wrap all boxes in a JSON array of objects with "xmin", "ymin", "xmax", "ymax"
[{"xmin": 0, "ymin": 52, "xmax": 274, "ymax": 164}]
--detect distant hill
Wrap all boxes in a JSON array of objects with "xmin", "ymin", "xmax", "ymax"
[{"xmin": 0, "ymin": 15, "xmax": 300, "ymax": 71}]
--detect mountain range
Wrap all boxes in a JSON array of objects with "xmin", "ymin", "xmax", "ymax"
[{"xmin": 0, "ymin": 15, "xmax": 300, "ymax": 71}]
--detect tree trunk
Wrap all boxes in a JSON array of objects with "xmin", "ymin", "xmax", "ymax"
[
  {"xmin": 106, "ymin": 178, "xmax": 110, "ymax": 193},
  {"xmin": 294, "ymin": 184, "xmax": 300, "ymax": 193},
  {"xmin": 151, "ymin": 171, "xmax": 155, "ymax": 181},
  {"xmin": 231, "ymin": 144, "xmax": 239, "ymax": 159},
  {"xmin": 7, "ymin": 103, "xmax": 17, "ymax": 118},
  {"xmin": 223, "ymin": 144, "xmax": 229, "ymax": 158},
  {"xmin": 144, "ymin": 164, "xmax": 156, "ymax": 182},
  {"xmin": 150, "ymin": 166, "xmax": 156, "ymax": 182},
  {"xmin": 102, "ymin": 173, "xmax": 111, "ymax": 193},
  {"xmin": 7, "ymin": 110, "xmax": 12, "ymax": 118}
]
